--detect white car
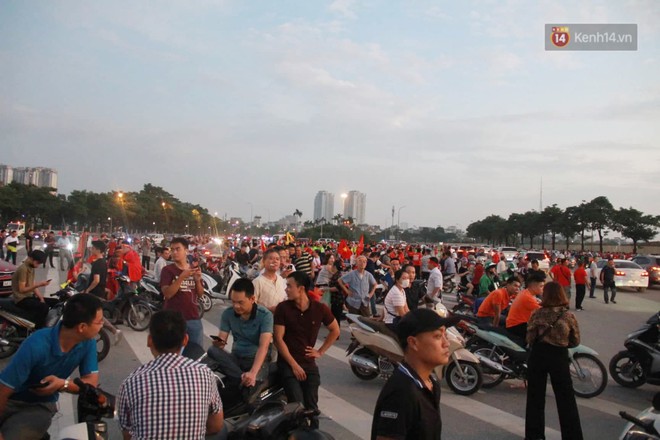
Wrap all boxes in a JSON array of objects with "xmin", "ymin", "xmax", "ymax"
[
  {"xmin": 596, "ymin": 259, "xmax": 649, "ymax": 292},
  {"xmin": 524, "ymin": 251, "xmax": 550, "ymax": 272},
  {"xmin": 497, "ymin": 247, "xmax": 519, "ymax": 261}
]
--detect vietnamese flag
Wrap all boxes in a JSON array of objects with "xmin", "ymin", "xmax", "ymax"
[
  {"xmin": 338, "ymin": 239, "xmax": 352, "ymax": 260},
  {"xmin": 356, "ymin": 235, "xmax": 364, "ymax": 256},
  {"xmin": 260, "ymin": 239, "xmax": 266, "ymax": 252}
]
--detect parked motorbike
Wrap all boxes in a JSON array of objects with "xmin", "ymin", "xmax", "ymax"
[
  {"xmin": 442, "ymin": 274, "xmax": 457, "ymax": 294},
  {"xmin": 54, "ymin": 378, "xmax": 115, "ymax": 440},
  {"xmin": 610, "ymin": 312, "xmax": 660, "ymax": 388},
  {"xmin": 345, "ymin": 303, "xmax": 483, "ymax": 395},
  {"xmin": 0, "ymin": 285, "xmax": 112, "ymax": 362},
  {"xmin": 102, "ymin": 275, "xmax": 155, "ymax": 331},
  {"xmin": 452, "ymin": 289, "xmax": 476, "ymax": 317},
  {"xmin": 219, "ymin": 401, "xmax": 334, "ymax": 440},
  {"xmin": 462, "ymin": 320, "xmax": 608, "ymax": 398},
  {"xmin": 619, "ymin": 392, "xmax": 660, "ymax": 440}
]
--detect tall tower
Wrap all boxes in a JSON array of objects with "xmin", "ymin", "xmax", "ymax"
[
  {"xmin": 343, "ymin": 190, "xmax": 366, "ymax": 224},
  {"xmin": 313, "ymin": 191, "xmax": 334, "ymax": 221}
]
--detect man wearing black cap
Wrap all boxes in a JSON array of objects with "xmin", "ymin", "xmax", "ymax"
[{"xmin": 371, "ymin": 308, "xmax": 458, "ymax": 440}]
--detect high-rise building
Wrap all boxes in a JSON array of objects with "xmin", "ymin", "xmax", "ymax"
[
  {"xmin": 0, "ymin": 165, "xmax": 13, "ymax": 186},
  {"xmin": 313, "ymin": 191, "xmax": 334, "ymax": 221},
  {"xmin": 343, "ymin": 190, "xmax": 366, "ymax": 225},
  {"xmin": 1, "ymin": 165, "xmax": 58, "ymax": 190}
]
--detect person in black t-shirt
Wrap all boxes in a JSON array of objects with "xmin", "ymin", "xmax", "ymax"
[
  {"xmin": 84, "ymin": 241, "xmax": 108, "ymax": 299},
  {"xmin": 371, "ymin": 308, "xmax": 459, "ymax": 440}
]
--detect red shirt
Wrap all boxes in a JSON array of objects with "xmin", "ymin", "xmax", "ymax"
[
  {"xmin": 550, "ymin": 264, "xmax": 571, "ymax": 287},
  {"xmin": 574, "ymin": 267, "xmax": 588, "ymax": 285},
  {"xmin": 160, "ymin": 265, "xmax": 200, "ymax": 320}
]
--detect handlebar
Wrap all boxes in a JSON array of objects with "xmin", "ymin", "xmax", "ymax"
[{"xmin": 620, "ymin": 411, "xmax": 660, "ymax": 436}]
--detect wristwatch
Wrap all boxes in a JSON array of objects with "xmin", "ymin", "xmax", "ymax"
[{"xmin": 61, "ymin": 379, "xmax": 69, "ymax": 392}]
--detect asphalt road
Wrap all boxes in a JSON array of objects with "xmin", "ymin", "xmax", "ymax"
[{"xmin": 1, "ymin": 247, "xmax": 659, "ymax": 440}]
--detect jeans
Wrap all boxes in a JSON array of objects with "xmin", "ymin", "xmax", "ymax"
[
  {"xmin": 207, "ymin": 346, "xmax": 270, "ymax": 382},
  {"xmin": 142, "ymin": 255, "xmax": 151, "ymax": 270},
  {"xmin": 603, "ymin": 285, "xmax": 616, "ymax": 303},
  {"xmin": 186, "ymin": 319, "xmax": 204, "ymax": 348},
  {"xmin": 278, "ymin": 362, "xmax": 321, "ymax": 429},
  {"xmin": 589, "ymin": 277, "xmax": 597, "ymax": 297},
  {"xmin": 15, "ymin": 297, "xmax": 50, "ymax": 328},
  {"xmin": 370, "ymin": 295, "xmax": 378, "ymax": 316},
  {"xmin": 525, "ymin": 343, "xmax": 583, "ymax": 440},
  {"xmin": 5, "ymin": 251, "xmax": 16, "ymax": 265},
  {"xmin": 0, "ymin": 400, "xmax": 57, "ymax": 440}
]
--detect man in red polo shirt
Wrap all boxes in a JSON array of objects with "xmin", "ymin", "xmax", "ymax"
[
  {"xmin": 550, "ymin": 258, "xmax": 572, "ymax": 304},
  {"xmin": 476, "ymin": 277, "xmax": 521, "ymax": 327}
]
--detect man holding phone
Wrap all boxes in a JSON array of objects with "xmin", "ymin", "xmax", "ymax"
[
  {"xmin": 160, "ymin": 237, "xmax": 205, "ymax": 348},
  {"xmin": 11, "ymin": 250, "xmax": 53, "ymax": 328},
  {"xmin": 208, "ymin": 278, "xmax": 273, "ymax": 395}
]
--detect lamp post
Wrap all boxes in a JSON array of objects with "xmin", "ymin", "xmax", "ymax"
[
  {"xmin": 247, "ymin": 202, "xmax": 253, "ymax": 235},
  {"xmin": 397, "ymin": 205, "xmax": 407, "ymax": 241}
]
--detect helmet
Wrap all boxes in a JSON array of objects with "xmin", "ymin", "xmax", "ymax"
[{"xmin": 485, "ymin": 263, "xmax": 497, "ymax": 271}]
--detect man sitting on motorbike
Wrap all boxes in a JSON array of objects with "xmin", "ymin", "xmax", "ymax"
[
  {"xmin": 11, "ymin": 250, "xmax": 53, "ymax": 328},
  {"xmin": 208, "ymin": 278, "xmax": 273, "ymax": 397},
  {"xmin": 505, "ymin": 271, "xmax": 546, "ymax": 343},
  {"xmin": 476, "ymin": 276, "xmax": 521, "ymax": 328}
]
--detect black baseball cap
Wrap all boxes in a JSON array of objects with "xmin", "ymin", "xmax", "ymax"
[{"xmin": 396, "ymin": 308, "xmax": 461, "ymax": 349}]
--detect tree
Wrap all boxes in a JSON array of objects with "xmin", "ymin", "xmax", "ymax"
[
  {"xmin": 332, "ymin": 214, "xmax": 343, "ymax": 225},
  {"xmin": 611, "ymin": 208, "xmax": 660, "ymax": 253},
  {"xmin": 558, "ymin": 207, "xmax": 581, "ymax": 251},
  {"xmin": 583, "ymin": 196, "xmax": 614, "ymax": 253},
  {"xmin": 293, "ymin": 209, "xmax": 303, "ymax": 223},
  {"xmin": 542, "ymin": 204, "xmax": 563, "ymax": 250}
]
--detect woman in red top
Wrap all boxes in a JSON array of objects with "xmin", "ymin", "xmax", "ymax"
[{"xmin": 573, "ymin": 261, "xmax": 590, "ymax": 311}]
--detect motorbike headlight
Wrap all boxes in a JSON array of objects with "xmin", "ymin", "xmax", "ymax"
[
  {"xmin": 434, "ymin": 302, "xmax": 449, "ymax": 318},
  {"xmin": 66, "ymin": 243, "xmax": 73, "ymax": 251}
]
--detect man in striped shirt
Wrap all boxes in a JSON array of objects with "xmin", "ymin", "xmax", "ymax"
[{"xmin": 117, "ymin": 310, "xmax": 223, "ymax": 439}]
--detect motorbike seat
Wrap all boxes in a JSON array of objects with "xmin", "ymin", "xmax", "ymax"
[{"xmin": 357, "ymin": 316, "xmax": 399, "ymax": 341}]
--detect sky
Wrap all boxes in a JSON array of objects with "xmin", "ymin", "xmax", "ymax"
[{"xmin": 1, "ymin": 0, "xmax": 659, "ymax": 231}]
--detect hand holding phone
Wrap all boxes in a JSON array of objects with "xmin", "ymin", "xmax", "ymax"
[
  {"xmin": 30, "ymin": 381, "xmax": 50, "ymax": 389},
  {"xmin": 210, "ymin": 335, "xmax": 226, "ymax": 345}
]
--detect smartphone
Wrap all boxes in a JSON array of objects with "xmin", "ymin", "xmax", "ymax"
[
  {"xmin": 30, "ymin": 382, "xmax": 50, "ymax": 389},
  {"xmin": 209, "ymin": 335, "xmax": 226, "ymax": 344},
  {"xmin": 46, "ymin": 279, "xmax": 52, "ymax": 282}
]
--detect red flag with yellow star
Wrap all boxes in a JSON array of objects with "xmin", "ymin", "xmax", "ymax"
[{"xmin": 338, "ymin": 239, "xmax": 352, "ymax": 260}]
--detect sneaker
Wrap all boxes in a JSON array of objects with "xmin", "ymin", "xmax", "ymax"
[
  {"xmin": 611, "ymin": 300, "xmax": 617, "ymax": 304},
  {"xmin": 114, "ymin": 329, "xmax": 123, "ymax": 346},
  {"xmin": 576, "ymin": 307, "xmax": 584, "ymax": 311}
]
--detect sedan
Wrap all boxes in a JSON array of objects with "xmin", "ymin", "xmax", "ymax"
[
  {"xmin": 596, "ymin": 259, "xmax": 649, "ymax": 292},
  {"xmin": 631, "ymin": 255, "xmax": 660, "ymax": 285},
  {"xmin": 0, "ymin": 260, "xmax": 17, "ymax": 297}
]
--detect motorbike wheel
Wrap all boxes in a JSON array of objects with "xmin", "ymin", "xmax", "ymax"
[
  {"xmin": 570, "ymin": 353, "xmax": 608, "ymax": 398},
  {"xmin": 200, "ymin": 292, "xmax": 213, "ymax": 312},
  {"xmin": 96, "ymin": 328, "xmax": 111, "ymax": 362},
  {"xmin": 126, "ymin": 302, "xmax": 153, "ymax": 331},
  {"xmin": 350, "ymin": 348, "xmax": 379, "ymax": 381},
  {"xmin": 102, "ymin": 305, "xmax": 120, "ymax": 326},
  {"xmin": 0, "ymin": 326, "xmax": 19, "ymax": 359},
  {"xmin": 445, "ymin": 361, "xmax": 483, "ymax": 396},
  {"xmin": 609, "ymin": 350, "xmax": 646, "ymax": 388},
  {"xmin": 472, "ymin": 345, "xmax": 506, "ymax": 389}
]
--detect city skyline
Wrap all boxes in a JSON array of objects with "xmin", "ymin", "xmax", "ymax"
[
  {"xmin": 313, "ymin": 190, "xmax": 334, "ymax": 221},
  {"xmin": 343, "ymin": 190, "xmax": 366, "ymax": 225},
  {"xmin": 0, "ymin": 164, "xmax": 58, "ymax": 190}
]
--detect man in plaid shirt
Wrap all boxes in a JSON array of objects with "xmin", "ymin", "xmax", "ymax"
[{"xmin": 117, "ymin": 310, "xmax": 223, "ymax": 439}]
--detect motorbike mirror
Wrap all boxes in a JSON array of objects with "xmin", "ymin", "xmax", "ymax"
[{"xmin": 653, "ymin": 392, "xmax": 660, "ymax": 411}]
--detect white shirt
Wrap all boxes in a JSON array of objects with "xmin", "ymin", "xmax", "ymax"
[
  {"xmin": 383, "ymin": 285, "xmax": 407, "ymax": 324},
  {"xmin": 427, "ymin": 267, "xmax": 443, "ymax": 300},
  {"xmin": 589, "ymin": 261, "xmax": 598, "ymax": 278},
  {"xmin": 253, "ymin": 273, "xmax": 287, "ymax": 310},
  {"xmin": 154, "ymin": 257, "xmax": 171, "ymax": 281}
]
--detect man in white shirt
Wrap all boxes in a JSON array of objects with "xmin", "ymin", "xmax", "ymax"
[
  {"xmin": 426, "ymin": 257, "xmax": 443, "ymax": 307},
  {"xmin": 57, "ymin": 231, "xmax": 73, "ymax": 271},
  {"xmin": 253, "ymin": 249, "xmax": 287, "ymax": 313},
  {"xmin": 153, "ymin": 246, "xmax": 171, "ymax": 281},
  {"xmin": 588, "ymin": 255, "xmax": 598, "ymax": 298}
]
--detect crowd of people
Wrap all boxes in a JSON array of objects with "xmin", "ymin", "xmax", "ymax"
[{"xmin": 0, "ymin": 230, "xmax": 634, "ymax": 439}]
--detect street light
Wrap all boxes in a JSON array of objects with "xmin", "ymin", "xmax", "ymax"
[
  {"xmin": 108, "ymin": 217, "xmax": 112, "ymax": 233},
  {"xmin": 247, "ymin": 202, "xmax": 253, "ymax": 235},
  {"xmin": 397, "ymin": 205, "xmax": 407, "ymax": 241}
]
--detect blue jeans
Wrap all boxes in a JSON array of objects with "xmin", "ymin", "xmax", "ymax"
[
  {"xmin": 186, "ymin": 319, "xmax": 204, "ymax": 348},
  {"xmin": 603, "ymin": 285, "xmax": 616, "ymax": 303},
  {"xmin": 589, "ymin": 277, "xmax": 597, "ymax": 297}
]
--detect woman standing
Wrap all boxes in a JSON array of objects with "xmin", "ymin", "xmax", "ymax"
[
  {"xmin": 316, "ymin": 254, "xmax": 343, "ymax": 325},
  {"xmin": 383, "ymin": 269, "xmax": 410, "ymax": 331},
  {"xmin": 525, "ymin": 281, "xmax": 583, "ymax": 440}
]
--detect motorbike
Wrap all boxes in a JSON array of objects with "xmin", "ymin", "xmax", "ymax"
[
  {"xmin": 442, "ymin": 274, "xmax": 457, "ymax": 294},
  {"xmin": 610, "ymin": 312, "xmax": 660, "ymax": 388},
  {"xmin": 452, "ymin": 289, "xmax": 476, "ymax": 317},
  {"xmin": 619, "ymin": 392, "xmax": 660, "ymax": 440},
  {"xmin": 102, "ymin": 275, "xmax": 155, "ymax": 331},
  {"xmin": 219, "ymin": 401, "xmax": 334, "ymax": 440},
  {"xmin": 0, "ymin": 285, "xmax": 112, "ymax": 362},
  {"xmin": 55, "ymin": 378, "xmax": 115, "ymax": 440},
  {"xmin": 462, "ymin": 320, "xmax": 608, "ymax": 398},
  {"xmin": 345, "ymin": 303, "xmax": 483, "ymax": 395}
]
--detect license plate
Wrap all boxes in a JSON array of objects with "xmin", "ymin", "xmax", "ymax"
[{"xmin": 2, "ymin": 281, "xmax": 10, "ymax": 287}]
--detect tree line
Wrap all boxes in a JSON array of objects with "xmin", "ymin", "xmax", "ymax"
[
  {"xmin": 466, "ymin": 196, "xmax": 660, "ymax": 253},
  {"xmin": 0, "ymin": 183, "xmax": 219, "ymax": 235}
]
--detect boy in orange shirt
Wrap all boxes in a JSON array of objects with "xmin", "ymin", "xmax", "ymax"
[
  {"xmin": 476, "ymin": 277, "xmax": 521, "ymax": 327},
  {"xmin": 505, "ymin": 272, "xmax": 546, "ymax": 343}
]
